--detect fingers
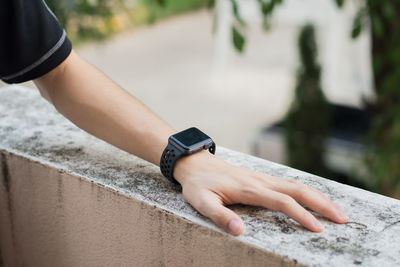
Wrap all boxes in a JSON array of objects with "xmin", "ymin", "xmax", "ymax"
[
  {"xmin": 185, "ymin": 189, "xmax": 244, "ymax": 236},
  {"xmin": 241, "ymin": 187, "xmax": 324, "ymax": 232},
  {"xmin": 268, "ymin": 178, "xmax": 349, "ymax": 224},
  {"xmin": 180, "ymin": 166, "xmax": 348, "ymax": 235}
]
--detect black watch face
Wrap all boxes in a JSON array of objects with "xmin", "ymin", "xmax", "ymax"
[{"xmin": 170, "ymin": 127, "xmax": 212, "ymax": 151}]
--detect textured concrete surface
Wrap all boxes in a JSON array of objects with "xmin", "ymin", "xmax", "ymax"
[
  {"xmin": 1, "ymin": 86, "xmax": 400, "ymax": 266},
  {"xmin": 1, "ymin": 151, "xmax": 291, "ymax": 267}
]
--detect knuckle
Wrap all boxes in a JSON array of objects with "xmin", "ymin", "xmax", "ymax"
[
  {"xmin": 277, "ymin": 195, "xmax": 295, "ymax": 210},
  {"xmin": 319, "ymin": 206, "xmax": 333, "ymax": 216},
  {"xmin": 321, "ymin": 201, "xmax": 336, "ymax": 214},
  {"xmin": 288, "ymin": 179, "xmax": 302, "ymax": 186},
  {"xmin": 194, "ymin": 197, "xmax": 209, "ymax": 214},
  {"xmin": 214, "ymin": 211, "xmax": 228, "ymax": 226},
  {"xmin": 205, "ymin": 205, "xmax": 229, "ymax": 227},
  {"xmin": 194, "ymin": 197, "xmax": 227, "ymax": 226},
  {"xmin": 296, "ymin": 187, "xmax": 310, "ymax": 200},
  {"xmin": 251, "ymin": 173, "xmax": 268, "ymax": 183},
  {"xmin": 315, "ymin": 188, "xmax": 330, "ymax": 200}
]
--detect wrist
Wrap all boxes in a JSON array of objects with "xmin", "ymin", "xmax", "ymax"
[
  {"xmin": 159, "ymin": 127, "xmax": 215, "ymax": 184},
  {"xmin": 173, "ymin": 150, "xmax": 214, "ymax": 185}
]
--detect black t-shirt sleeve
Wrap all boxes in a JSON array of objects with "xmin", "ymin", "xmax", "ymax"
[{"xmin": 0, "ymin": 0, "xmax": 72, "ymax": 84}]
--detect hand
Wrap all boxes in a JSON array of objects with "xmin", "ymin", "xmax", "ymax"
[{"xmin": 174, "ymin": 151, "xmax": 349, "ymax": 236}]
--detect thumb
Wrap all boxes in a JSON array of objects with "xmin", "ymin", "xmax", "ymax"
[{"xmin": 188, "ymin": 190, "xmax": 244, "ymax": 236}]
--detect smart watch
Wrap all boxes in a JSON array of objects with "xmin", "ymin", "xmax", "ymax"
[{"xmin": 160, "ymin": 127, "xmax": 216, "ymax": 184}]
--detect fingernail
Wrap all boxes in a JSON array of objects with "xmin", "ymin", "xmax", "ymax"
[
  {"xmin": 228, "ymin": 219, "xmax": 241, "ymax": 235},
  {"xmin": 334, "ymin": 204, "xmax": 349, "ymax": 220},
  {"xmin": 313, "ymin": 220, "xmax": 324, "ymax": 231},
  {"xmin": 336, "ymin": 209, "xmax": 349, "ymax": 220}
]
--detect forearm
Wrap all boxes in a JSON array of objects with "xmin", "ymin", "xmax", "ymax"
[
  {"xmin": 34, "ymin": 49, "xmax": 348, "ymax": 236},
  {"xmin": 34, "ymin": 50, "xmax": 175, "ymax": 165}
]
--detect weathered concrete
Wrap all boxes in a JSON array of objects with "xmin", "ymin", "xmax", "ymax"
[{"xmin": 1, "ymin": 85, "xmax": 400, "ymax": 266}]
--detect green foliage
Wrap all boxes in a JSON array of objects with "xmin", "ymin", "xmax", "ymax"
[
  {"xmin": 227, "ymin": 0, "xmax": 400, "ymax": 197},
  {"xmin": 244, "ymin": 0, "xmax": 400, "ymax": 197},
  {"xmin": 229, "ymin": 0, "xmax": 246, "ymax": 52},
  {"xmin": 364, "ymin": 1, "xmax": 400, "ymax": 197},
  {"xmin": 230, "ymin": 0, "xmax": 245, "ymax": 26},
  {"xmin": 334, "ymin": 0, "xmax": 345, "ymax": 8},
  {"xmin": 284, "ymin": 24, "xmax": 331, "ymax": 176},
  {"xmin": 351, "ymin": 7, "xmax": 368, "ymax": 39},
  {"xmin": 334, "ymin": 0, "xmax": 400, "ymax": 197},
  {"xmin": 142, "ymin": 0, "xmax": 209, "ymax": 24},
  {"xmin": 232, "ymin": 26, "xmax": 246, "ymax": 52},
  {"xmin": 229, "ymin": 0, "xmax": 283, "ymax": 52},
  {"xmin": 257, "ymin": 0, "xmax": 283, "ymax": 30},
  {"xmin": 46, "ymin": 0, "xmax": 209, "ymax": 44},
  {"xmin": 46, "ymin": 0, "xmax": 122, "ymax": 43}
]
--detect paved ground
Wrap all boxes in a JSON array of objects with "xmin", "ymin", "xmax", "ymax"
[{"xmin": 1, "ymin": 9, "xmax": 371, "ymax": 155}]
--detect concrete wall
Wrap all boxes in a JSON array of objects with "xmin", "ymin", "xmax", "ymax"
[
  {"xmin": 1, "ymin": 86, "xmax": 400, "ymax": 267},
  {"xmin": 0, "ymin": 151, "xmax": 290, "ymax": 267}
]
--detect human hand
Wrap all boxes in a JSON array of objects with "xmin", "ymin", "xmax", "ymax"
[{"xmin": 174, "ymin": 151, "xmax": 349, "ymax": 236}]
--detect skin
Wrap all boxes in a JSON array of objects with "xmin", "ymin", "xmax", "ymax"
[{"xmin": 34, "ymin": 50, "xmax": 348, "ymax": 236}]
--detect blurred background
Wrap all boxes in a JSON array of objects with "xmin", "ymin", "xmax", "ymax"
[{"xmin": 1, "ymin": 0, "xmax": 399, "ymax": 198}]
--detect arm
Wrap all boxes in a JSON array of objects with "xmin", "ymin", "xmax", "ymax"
[
  {"xmin": 34, "ymin": 50, "xmax": 173, "ymax": 165},
  {"xmin": 34, "ymin": 50, "xmax": 348, "ymax": 236}
]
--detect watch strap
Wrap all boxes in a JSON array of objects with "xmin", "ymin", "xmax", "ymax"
[
  {"xmin": 160, "ymin": 142, "xmax": 216, "ymax": 185},
  {"xmin": 160, "ymin": 142, "xmax": 183, "ymax": 184}
]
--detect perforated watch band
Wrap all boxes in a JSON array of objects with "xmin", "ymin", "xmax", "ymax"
[
  {"xmin": 160, "ymin": 142, "xmax": 216, "ymax": 185},
  {"xmin": 160, "ymin": 142, "xmax": 183, "ymax": 184}
]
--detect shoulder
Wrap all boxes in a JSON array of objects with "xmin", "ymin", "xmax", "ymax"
[{"xmin": 0, "ymin": 0, "xmax": 72, "ymax": 84}]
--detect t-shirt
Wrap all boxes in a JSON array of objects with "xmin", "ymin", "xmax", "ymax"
[{"xmin": 0, "ymin": 0, "xmax": 72, "ymax": 84}]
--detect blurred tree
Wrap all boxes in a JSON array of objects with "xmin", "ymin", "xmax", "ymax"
[
  {"xmin": 46, "ymin": 0, "xmax": 400, "ymax": 196},
  {"xmin": 46, "ymin": 0, "xmax": 209, "ymax": 44},
  {"xmin": 284, "ymin": 24, "xmax": 331, "ymax": 177},
  {"xmin": 143, "ymin": 0, "xmax": 210, "ymax": 23},
  {"xmin": 340, "ymin": 1, "xmax": 400, "ymax": 197},
  {"xmin": 227, "ymin": 0, "xmax": 400, "ymax": 197},
  {"xmin": 46, "ymin": 0, "xmax": 121, "ymax": 43},
  {"xmin": 228, "ymin": 0, "xmax": 283, "ymax": 52}
]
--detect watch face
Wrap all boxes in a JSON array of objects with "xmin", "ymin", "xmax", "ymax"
[{"xmin": 170, "ymin": 127, "xmax": 212, "ymax": 151}]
